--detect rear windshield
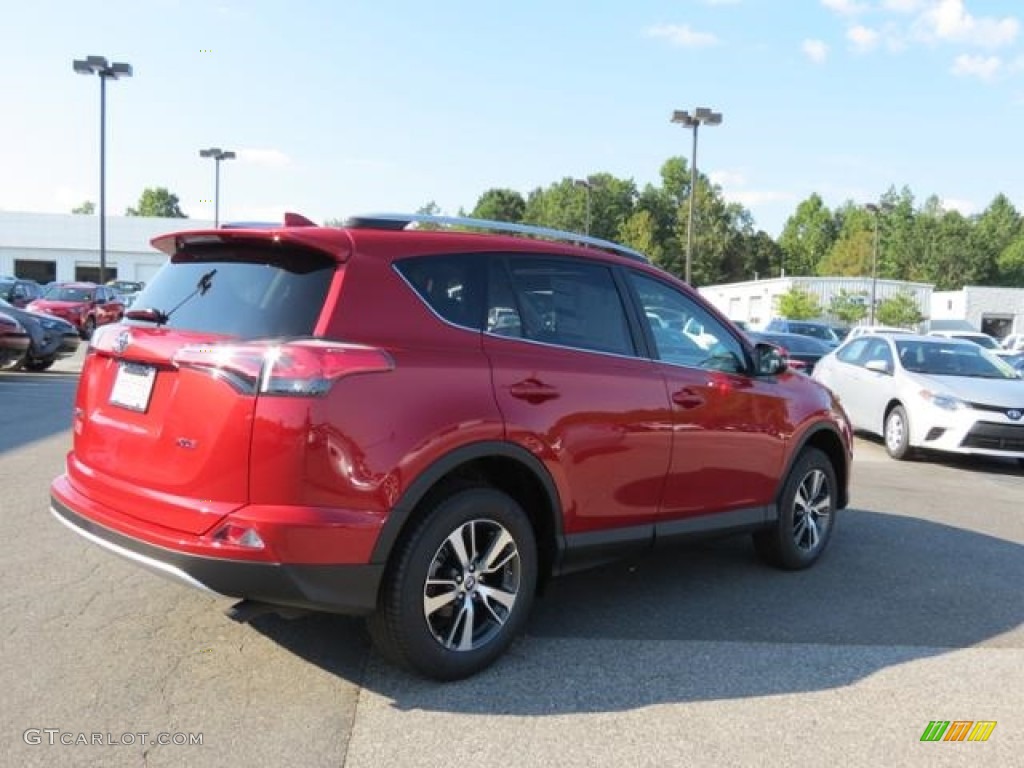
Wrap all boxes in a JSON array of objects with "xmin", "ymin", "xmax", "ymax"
[{"xmin": 127, "ymin": 243, "xmax": 335, "ymax": 338}]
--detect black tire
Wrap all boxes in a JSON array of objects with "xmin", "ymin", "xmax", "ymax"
[
  {"xmin": 753, "ymin": 447, "xmax": 837, "ymax": 570},
  {"xmin": 81, "ymin": 316, "xmax": 96, "ymax": 341},
  {"xmin": 884, "ymin": 404, "xmax": 912, "ymax": 460},
  {"xmin": 22, "ymin": 357, "xmax": 55, "ymax": 372},
  {"xmin": 367, "ymin": 487, "xmax": 538, "ymax": 681}
]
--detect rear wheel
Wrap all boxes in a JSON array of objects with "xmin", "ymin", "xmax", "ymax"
[
  {"xmin": 367, "ymin": 487, "xmax": 538, "ymax": 681},
  {"xmin": 22, "ymin": 357, "xmax": 55, "ymax": 372},
  {"xmin": 754, "ymin": 447, "xmax": 837, "ymax": 570},
  {"xmin": 884, "ymin": 405, "xmax": 912, "ymax": 460}
]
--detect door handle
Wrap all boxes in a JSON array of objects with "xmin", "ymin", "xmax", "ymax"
[
  {"xmin": 671, "ymin": 388, "xmax": 705, "ymax": 409},
  {"xmin": 509, "ymin": 379, "xmax": 560, "ymax": 404}
]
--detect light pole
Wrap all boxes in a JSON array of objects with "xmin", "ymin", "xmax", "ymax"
[
  {"xmin": 864, "ymin": 203, "xmax": 890, "ymax": 325},
  {"xmin": 671, "ymin": 107, "xmax": 722, "ymax": 284},
  {"xmin": 573, "ymin": 178, "xmax": 592, "ymax": 235},
  {"xmin": 199, "ymin": 148, "xmax": 236, "ymax": 227},
  {"xmin": 74, "ymin": 55, "xmax": 132, "ymax": 285}
]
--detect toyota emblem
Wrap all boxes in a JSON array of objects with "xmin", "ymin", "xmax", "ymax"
[
  {"xmin": 113, "ymin": 330, "xmax": 131, "ymax": 355},
  {"xmin": 1008, "ymin": 409, "xmax": 1022, "ymax": 421}
]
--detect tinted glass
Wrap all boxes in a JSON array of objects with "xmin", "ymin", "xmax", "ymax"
[
  {"xmin": 758, "ymin": 333, "xmax": 828, "ymax": 353},
  {"xmin": 897, "ymin": 340, "xmax": 1016, "ymax": 379},
  {"xmin": 48, "ymin": 285, "xmax": 95, "ymax": 302},
  {"xmin": 395, "ymin": 254, "xmax": 483, "ymax": 329},
  {"xmin": 629, "ymin": 272, "xmax": 745, "ymax": 372},
  {"xmin": 497, "ymin": 257, "xmax": 634, "ymax": 356},
  {"xmin": 127, "ymin": 243, "xmax": 334, "ymax": 338}
]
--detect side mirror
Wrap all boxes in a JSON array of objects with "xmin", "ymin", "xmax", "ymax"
[
  {"xmin": 754, "ymin": 342, "xmax": 787, "ymax": 375},
  {"xmin": 864, "ymin": 359, "xmax": 891, "ymax": 375}
]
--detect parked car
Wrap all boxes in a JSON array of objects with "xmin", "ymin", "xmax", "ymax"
[
  {"xmin": 749, "ymin": 331, "xmax": 833, "ymax": 374},
  {"xmin": 50, "ymin": 212, "xmax": 853, "ymax": 680},
  {"xmin": 107, "ymin": 280, "xmax": 146, "ymax": 309},
  {"xmin": 0, "ymin": 276, "xmax": 44, "ymax": 308},
  {"xmin": 927, "ymin": 330, "xmax": 1016, "ymax": 358},
  {"xmin": 0, "ymin": 311, "xmax": 31, "ymax": 369},
  {"xmin": 846, "ymin": 325, "xmax": 909, "ymax": 340},
  {"xmin": 28, "ymin": 282, "xmax": 124, "ymax": 339},
  {"xmin": 764, "ymin": 319, "xmax": 842, "ymax": 348},
  {"xmin": 0, "ymin": 297, "xmax": 80, "ymax": 370},
  {"xmin": 1000, "ymin": 333, "xmax": 1024, "ymax": 352},
  {"xmin": 813, "ymin": 333, "xmax": 1024, "ymax": 462}
]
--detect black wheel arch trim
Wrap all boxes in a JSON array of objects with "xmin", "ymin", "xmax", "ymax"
[
  {"xmin": 370, "ymin": 440, "xmax": 564, "ymax": 566},
  {"xmin": 776, "ymin": 422, "xmax": 850, "ymax": 511}
]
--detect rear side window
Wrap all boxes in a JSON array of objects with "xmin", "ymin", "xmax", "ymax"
[
  {"xmin": 394, "ymin": 254, "xmax": 484, "ymax": 329},
  {"xmin": 128, "ymin": 243, "xmax": 335, "ymax": 338}
]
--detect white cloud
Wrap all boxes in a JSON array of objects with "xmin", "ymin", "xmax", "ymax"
[
  {"xmin": 940, "ymin": 197, "xmax": 976, "ymax": 216},
  {"xmin": 646, "ymin": 24, "xmax": 720, "ymax": 48},
  {"xmin": 882, "ymin": 0, "xmax": 924, "ymax": 12},
  {"xmin": 802, "ymin": 39, "xmax": 829, "ymax": 63},
  {"xmin": 950, "ymin": 53, "xmax": 1001, "ymax": 80},
  {"xmin": 710, "ymin": 169, "xmax": 748, "ymax": 187},
  {"xmin": 848, "ymin": 25, "xmax": 880, "ymax": 52},
  {"xmin": 724, "ymin": 189, "xmax": 799, "ymax": 207},
  {"xmin": 916, "ymin": 0, "xmax": 1019, "ymax": 49},
  {"xmin": 821, "ymin": 0, "xmax": 867, "ymax": 16},
  {"xmin": 236, "ymin": 148, "xmax": 291, "ymax": 168}
]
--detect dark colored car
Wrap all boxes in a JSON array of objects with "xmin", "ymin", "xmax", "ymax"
[
  {"xmin": 0, "ymin": 311, "xmax": 31, "ymax": 369},
  {"xmin": 0, "ymin": 277, "xmax": 44, "ymax": 308},
  {"xmin": 750, "ymin": 331, "xmax": 833, "ymax": 374},
  {"xmin": 765, "ymin": 319, "xmax": 842, "ymax": 348},
  {"xmin": 28, "ymin": 282, "xmax": 125, "ymax": 339},
  {"xmin": 50, "ymin": 213, "xmax": 853, "ymax": 680},
  {"xmin": 0, "ymin": 298, "xmax": 80, "ymax": 371}
]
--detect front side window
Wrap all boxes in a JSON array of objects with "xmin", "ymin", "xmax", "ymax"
[
  {"xmin": 628, "ymin": 271, "xmax": 745, "ymax": 373},
  {"xmin": 492, "ymin": 256, "xmax": 634, "ymax": 356},
  {"xmin": 836, "ymin": 338, "xmax": 871, "ymax": 364}
]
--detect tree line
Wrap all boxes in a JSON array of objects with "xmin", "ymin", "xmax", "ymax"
[{"xmin": 72, "ymin": 162, "xmax": 1024, "ymax": 291}]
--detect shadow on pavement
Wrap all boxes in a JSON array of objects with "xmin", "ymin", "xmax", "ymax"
[
  {"xmin": 248, "ymin": 507, "xmax": 1024, "ymax": 713},
  {"xmin": 0, "ymin": 371, "xmax": 79, "ymax": 455}
]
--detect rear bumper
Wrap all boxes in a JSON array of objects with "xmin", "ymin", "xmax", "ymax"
[{"xmin": 50, "ymin": 495, "xmax": 383, "ymax": 616}]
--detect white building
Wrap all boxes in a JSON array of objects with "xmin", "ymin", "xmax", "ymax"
[
  {"xmin": 931, "ymin": 286, "xmax": 1024, "ymax": 338},
  {"xmin": 0, "ymin": 210, "xmax": 214, "ymax": 285},
  {"xmin": 698, "ymin": 276, "xmax": 932, "ymax": 331}
]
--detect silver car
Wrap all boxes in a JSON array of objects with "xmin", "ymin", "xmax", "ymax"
[{"xmin": 813, "ymin": 333, "xmax": 1024, "ymax": 462}]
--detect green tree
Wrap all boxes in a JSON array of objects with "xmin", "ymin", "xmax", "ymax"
[
  {"xmin": 818, "ymin": 204, "xmax": 874, "ymax": 277},
  {"xmin": 71, "ymin": 200, "xmax": 95, "ymax": 215},
  {"xmin": 471, "ymin": 188, "xmax": 525, "ymax": 222},
  {"xmin": 778, "ymin": 194, "xmax": 837, "ymax": 276},
  {"xmin": 969, "ymin": 193, "xmax": 1022, "ymax": 285},
  {"xmin": 125, "ymin": 187, "xmax": 187, "ymax": 218},
  {"xmin": 997, "ymin": 235, "xmax": 1024, "ymax": 285},
  {"xmin": 413, "ymin": 201, "xmax": 443, "ymax": 230},
  {"xmin": 876, "ymin": 291, "xmax": 924, "ymax": 327},
  {"xmin": 618, "ymin": 209, "xmax": 664, "ymax": 264},
  {"xmin": 776, "ymin": 287, "xmax": 821, "ymax": 319},
  {"xmin": 828, "ymin": 289, "xmax": 868, "ymax": 326}
]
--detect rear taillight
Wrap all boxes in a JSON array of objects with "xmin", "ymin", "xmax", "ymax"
[{"xmin": 172, "ymin": 340, "xmax": 393, "ymax": 396}]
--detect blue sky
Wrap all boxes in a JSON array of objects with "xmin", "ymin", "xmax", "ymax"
[{"xmin": 2, "ymin": 0, "xmax": 1022, "ymax": 236}]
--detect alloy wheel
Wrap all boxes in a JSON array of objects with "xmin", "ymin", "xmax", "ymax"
[{"xmin": 792, "ymin": 468, "xmax": 831, "ymax": 553}]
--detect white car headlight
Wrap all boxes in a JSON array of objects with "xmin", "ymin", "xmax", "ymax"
[{"xmin": 919, "ymin": 389, "xmax": 969, "ymax": 411}]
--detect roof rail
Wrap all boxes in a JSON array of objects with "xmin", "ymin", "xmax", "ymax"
[
  {"xmin": 342, "ymin": 213, "xmax": 649, "ymax": 263},
  {"xmin": 220, "ymin": 212, "xmax": 317, "ymax": 229}
]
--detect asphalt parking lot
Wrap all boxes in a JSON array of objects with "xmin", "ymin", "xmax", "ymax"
[{"xmin": 2, "ymin": 349, "xmax": 1022, "ymax": 767}]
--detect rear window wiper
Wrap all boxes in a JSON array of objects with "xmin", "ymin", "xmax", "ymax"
[{"xmin": 125, "ymin": 269, "xmax": 217, "ymax": 327}]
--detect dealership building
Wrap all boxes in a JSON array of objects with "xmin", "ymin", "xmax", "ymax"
[{"xmin": 0, "ymin": 210, "xmax": 213, "ymax": 285}]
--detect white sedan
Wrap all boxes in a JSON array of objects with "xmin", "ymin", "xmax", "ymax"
[{"xmin": 813, "ymin": 333, "xmax": 1024, "ymax": 462}]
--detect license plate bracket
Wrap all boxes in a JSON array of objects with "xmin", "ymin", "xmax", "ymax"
[{"xmin": 109, "ymin": 362, "xmax": 156, "ymax": 412}]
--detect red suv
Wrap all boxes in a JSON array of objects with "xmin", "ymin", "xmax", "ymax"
[
  {"xmin": 50, "ymin": 213, "xmax": 852, "ymax": 680},
  {"xmin": 28, "ymin": 282, "xmax": 124, "ymax": 339}
]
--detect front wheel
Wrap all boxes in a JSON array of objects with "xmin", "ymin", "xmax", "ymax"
[
  {"xmin": 22, "ymin": 357, "xmax": 55, "ymax": 372},
  {"xmin": 80, "ymin": 316, "xmax": 96, "ymax": 340},
  {"xmin": 884, "ymin": 405, "xmax": 913, "ymax": 460},
  {"xmin": 754, "ymin": 447, "xmax": 837, "ymax": 570},
  {"xmin": 367, "ymin": 487, "xmax": 538, "ymax": 681}
]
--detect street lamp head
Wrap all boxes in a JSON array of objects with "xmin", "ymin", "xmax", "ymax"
[
  {"xmin": 672, "ymin": 107, "xmax": 723, "ymax": 128},
  {"xmin": 200, "ymin": 148, "xmax": 236, "ymax": 161},
  {"xmin": 73, "ymin": 56, "xmax": 132, "ymax": 79},
  {"xmin": 865, "ymin": 203, "xmax": 879, "ymax": 214},
  {"xmin": 671, "ymin": 110, "xmax": 696, "ymax": 126},
  {"xmin": 573, "ymin": 178, "xmax": 591, "ymax": 189}
]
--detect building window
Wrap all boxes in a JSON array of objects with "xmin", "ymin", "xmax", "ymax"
[{"xmin": 14, "ymin": 259, "xmax": 56, "ymax": 283}]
